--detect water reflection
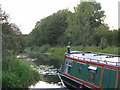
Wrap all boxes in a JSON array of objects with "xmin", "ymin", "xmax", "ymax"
[
  {"xmin": 28, "ymin": 52, "xmax": 63, "ymax": 85},
  {"xmin": 28, "ymin": 52, "xmax": 62, "ymax": 68},
  {"xmin": 30, "ymin": 81, "xmax": 62, "ymax": 88}
]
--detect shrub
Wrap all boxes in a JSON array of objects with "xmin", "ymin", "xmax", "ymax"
[{"xmin": 2, "ymin": 56, "xmax": 40, "ymax": 88}]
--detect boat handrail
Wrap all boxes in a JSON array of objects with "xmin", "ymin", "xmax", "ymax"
[
  {"xmin": 93, "ymin": 52, "xmax": 120, "ymax": 57},
  {"xmin": 68, "ymin": 51, "xmax": 120, "ymax": 57},
  {"xmin": 66, "ymin": 55, "xmax": 120, "ymax": 66}
]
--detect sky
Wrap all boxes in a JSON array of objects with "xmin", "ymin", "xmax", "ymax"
[{"xmin": 0, "ymin": 0, "xmax": 119, "ymax": 34}]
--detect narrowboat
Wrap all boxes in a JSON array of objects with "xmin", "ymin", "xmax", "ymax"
[{"xmin": 58, "ymin": 46, "xmax": 120, "ymax": 89}]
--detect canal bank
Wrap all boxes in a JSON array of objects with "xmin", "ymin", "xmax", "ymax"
[{"xmin": 18, "ymin": 52, "xmax": 65, "ymax": 88}]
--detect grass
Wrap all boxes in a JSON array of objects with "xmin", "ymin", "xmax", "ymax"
[
  {"xmin": 2, "ymin": 55, "xmax": 40, "ymax": 88},
  {"xmin": 46, "ymin": 46, "xmax": 120, "ymax": 60},
  {"xmin": 46, "ymin": 47, "xmax": 67, "ymax": 60},
  {"xmin": 71, "ymin": 46, "xmax": 120, "ymax": 55}
]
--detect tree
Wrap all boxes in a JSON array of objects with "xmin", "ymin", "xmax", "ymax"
[
  {"xmin": 93, "ymin": 24, "xmax": 109, "ymax": 46},
  {"xmin": 29, "ymin": 9, "xmax": 68, "ymax": 46},
  {"xmin": 66, "ymin": 1, "xmax": 105, "ymax": 46},
  {"xmin": 111, "ymin": 29, "xmax": 119, "ymax": 47},
  {"xmin": 1, "ymin": 8, "xmax": 26, "ymax": 55}
]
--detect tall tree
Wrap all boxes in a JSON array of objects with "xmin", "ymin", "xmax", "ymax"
[
  {"xmin": 1, "ymin": 9, "xmax": 26, "ymax": 55},
  {"xmin": 66, "ymin": 1, "xmax": 105, "ymax": 46},
  {"xmin": 29, "ymin": 10, "xmax": 68, "ymax": 46}
]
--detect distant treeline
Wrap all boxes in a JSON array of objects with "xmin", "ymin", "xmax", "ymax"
[{"xmin": 28, "ymin": 1, "xmax": 120, "ymax": 49}]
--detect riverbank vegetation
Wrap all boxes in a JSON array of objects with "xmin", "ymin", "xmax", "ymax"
[
  {"xmin": 27, "ymin": 1, "xmax": 119, "ymax": 55},
  {"xmin": 26, "ymin": 44, "xmax": 51, "ymax": 54},
  {"xmin": 27, "ymin": 1, "xmax": 119, "ymax": 49},
  {"xmin": 46, "ymin": 46, "xmax": 120, "ymax": 60},
  {"xmin": 1, "ymin": 0, "xmax": 120, "ymax": 88},
  {"xmin": 1, "ymin": 7, "xmax": 40, "ymax": 88},
  {"xmin": 2, "ymin": 56, "xmax": 40, "ymax": 88}
]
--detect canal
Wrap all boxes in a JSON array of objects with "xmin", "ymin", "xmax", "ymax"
[{"xmin": 22, "ymin": 52, "xmax": 66, "ymax": 89}]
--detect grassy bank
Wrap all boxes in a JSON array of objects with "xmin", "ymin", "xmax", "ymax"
[
  {"xmin": 2, "ymin": 55, "xmax": 40, "ymax": 88},
  {"xmin": 46, "ymin": 46, "xmax": 120, "ymax": 60}
]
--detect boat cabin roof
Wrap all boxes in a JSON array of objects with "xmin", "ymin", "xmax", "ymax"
[{"xmin": 66, "ymin": 51, "xmax": 120, "ymax": 66}]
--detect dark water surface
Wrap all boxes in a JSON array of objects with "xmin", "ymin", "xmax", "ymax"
[{"xmin": 28, "ymin": 52, "xmax": 64, "ymax": 88}]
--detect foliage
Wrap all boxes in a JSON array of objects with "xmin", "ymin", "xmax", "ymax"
[
  {"xmin": 46, "ymin": 47, "xmax": 67, "ymax": 60},
  {"xmin": 46, "ymin": 46, "xmax": 120, "ymax": 60},
  {"xmin": 66, "ymin": 1, "xmax": 105, "ymax": 46},
  {"xmin": 1, "ymin": 8, "xmax": 27, "ymax": 55},
  {"xmin": 28, "ymin": 9, "xmax": 68, "ymax": 46},
  {"xmin": 2, "ymin": 23, "xmax": 27, "ymax": 55},
  {"xmin": 1, "ymin": 6, "xmax": 40, "ymax": 88},
  {"xmin": 28, "ymin": 1, "xmax": 119, "ymax": 48},
  {"xmin": 38, "ymin": 44, "xmax": 51, "ymax": 53},
  {"xmin": 99, "ymin": 38, "xmax": 107, "ymax": 49},
  {"xmin": 2, "ymin": 56, "xmax": 40, "ymax": 88},
  {"xmin": 26, "ymin": 44, "xmax": 51, "ymax": 54}
]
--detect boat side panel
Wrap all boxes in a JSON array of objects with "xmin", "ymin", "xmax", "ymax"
[
  {"xmin": 101, "ymin": 68, "xmax": 110, "ymax": 88},
  {"xmin": 61, "ymin": 61, "xmax": 65, "ymax": 72},
  {"xmin": 61, "ymin": 59, "xmax": 69, "ymax": 73},
  {"xmin": 61, "ymin": 57, "xmax": 119, "ymax": 89},
  {"xmin": 67, "ymin": 60, "xmax": 102, "ymax": 87},
  {"xmin": 70, "ymin": 61, "xmax": 79, "ymax": 78},
  {"xmin": 109, "ymin": 70, "xmax": 117, "ymax": 88},
  {"xmin": 71, "ymin": 62, "xmax": 88, "ymax": 81},
  {"xmin": 93, "ymin": 66, "xmax": 102, "ymax": 87},
  {"xmin": 101, "ymin": 68, "xmax": 117, "ymax": 88},
  {"xmin": 117, "ymin": 71, "xmax": 120, "ymax": 89},
  {"xmin": 62, "ymin": 58, "xmax": 73, "ymax": 74}
]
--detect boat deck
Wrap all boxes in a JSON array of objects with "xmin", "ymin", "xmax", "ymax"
[{"xmin": 66, "ymin": 51, "xmax": 120, "ymax": 66}]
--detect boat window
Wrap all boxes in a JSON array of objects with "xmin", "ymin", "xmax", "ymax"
[
  {"xmin": 88, "ymin": 66, "xmax": 97, "ymax": 83},
  {"xmin": 68, "ymin": 65, "xmax": 72, "ymax": 74},
  {"xmin": 68, "ymin": 62, "xmax": 72, "ymax": 74},
  {"xmin": 69, "ymin": 62, "xmax": 72, "ymax": 66},
  {"xmin": 78, "ymin": 67, "xmax": 82, "ymax": 74}
]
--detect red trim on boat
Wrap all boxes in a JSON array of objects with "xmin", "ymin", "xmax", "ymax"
[
  {"xmin": 61, "ymin": 72, "xmax": 100, "ymax": 89},
  {"xmin": 115, "ymin": 70, "xmax": 119, "ymax": 89},
  {"xmin": 66, "ymin": 56, "xmax": 87, "ymax": 64},
  {"xmin": 99, "ymin": 67, "xmax": 104, "ymax": 88},
  {"xmin": 65, "ymin": 56, "xmax": 119, "ymax": 70}
]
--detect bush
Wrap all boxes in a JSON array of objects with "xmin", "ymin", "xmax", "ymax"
[
  {"xmin": 39, "ymin": 44, "xmax": 51, "ymax": 53},
  {"xmin": 26, "ymin": 44, "xmax": 51, "ymax": 54},
  {"xmin": 2, "ymin": 56, "xmax": 40, "ymax": 88}
]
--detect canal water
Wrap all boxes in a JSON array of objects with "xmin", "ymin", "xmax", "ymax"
[{"xmin": 23, "ymin": 52, "xmax": 65, "ymax": 88}]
